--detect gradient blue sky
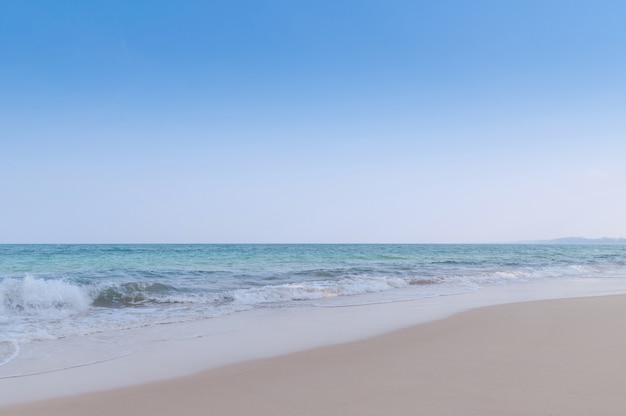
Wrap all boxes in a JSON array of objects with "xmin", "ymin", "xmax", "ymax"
[{"xmin": 1, "ymin": 0, "xmax": 625, "ymax": 243}]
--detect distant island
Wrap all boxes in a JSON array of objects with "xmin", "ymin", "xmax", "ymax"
[{"xmin": 515, "ymin": 237, "xmax": 626, "ymax": 244}]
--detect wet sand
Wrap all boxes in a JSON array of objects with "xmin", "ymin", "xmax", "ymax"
[{"xmin": 4, "ymin": 294, "xmax": 626, "ymax": 415}]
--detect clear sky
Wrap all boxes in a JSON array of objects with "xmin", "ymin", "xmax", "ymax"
[{"xmin": 1, "ymin": 0, "xmax": 625, "ymax": 243}]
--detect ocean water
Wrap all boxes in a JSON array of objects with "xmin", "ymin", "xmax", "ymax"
[{"xmin": 1, "ymin": 244, "xmax": 625, "ymax": 375}]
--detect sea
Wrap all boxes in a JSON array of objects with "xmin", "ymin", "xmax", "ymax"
[{"xmin": 1, "ymin": 243, "xmax": 626, "ymax": 377}]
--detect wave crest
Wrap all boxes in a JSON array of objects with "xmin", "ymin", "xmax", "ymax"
[
  {"xmin": 0, "ymin": 275, "xmax": 91, "ymax": 317},
  {"xmin": 226, "ymin": 274, "xmax": 410, "ymax": 306},
  {"xmin": 91, "ymin": 282, "xmax": 176, "ymax": 308}
]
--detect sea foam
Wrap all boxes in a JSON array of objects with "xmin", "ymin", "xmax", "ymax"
[
  {"xmin": 0, "ymin": 274, "xmax": 91, "ymax": 317},
  {"xmin": 1, "ymin": 244, "xmax": 625, "ymax": 353}
]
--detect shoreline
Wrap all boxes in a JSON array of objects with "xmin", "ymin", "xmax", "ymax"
[
  {"xmin": 4, "ymin": 293, "xmax": 626, "ymax": 415},
  {"xmin": 3, "ymin": 278, "xmax": 626, "ymax": 413}
]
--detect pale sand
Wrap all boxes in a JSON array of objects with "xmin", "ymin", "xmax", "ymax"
[{"xmin": 3, "ymin": 294, "xmax": 626, "ymax": 415}]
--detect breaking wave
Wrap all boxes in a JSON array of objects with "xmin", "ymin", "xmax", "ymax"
[
  {"xmin": 1, "ymin": 263, "xmax": 624, "ymax": 320},
  {"xmin": 0, "ymin": 274, "xmax": 91, "ymax": 317},
  {"xmin": 91, "ymin": 282, "xmax": 177, "ymax": 307}
]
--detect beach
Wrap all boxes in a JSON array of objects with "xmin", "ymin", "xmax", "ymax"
[
  {"xmin": 4, "ymin": 0, "xmax": 625, "ymax": 412},
  {"xmin": 3, "ymin": 289, "xmax": 626, "ymax": 415}
]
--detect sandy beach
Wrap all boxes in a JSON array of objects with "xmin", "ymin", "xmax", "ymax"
[
  {"xmin": 4, "ymin": 0, "xmax": 625, "ymax": 412},
  {"xmin": 3, "ymin": 293, "xmax": 626, "ymax": 416}
]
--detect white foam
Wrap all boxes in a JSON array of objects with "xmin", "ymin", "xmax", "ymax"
[
  {"xmin": 0, "ymin": 274, "xmax": 91, "ymax": 317},
  {"xmin": 228, "ymin": 274, "xmax": 410, "ymax": 305},
  {"xmin": 0, "ymin": 341, "xmax": 19, "ymax": 368}
]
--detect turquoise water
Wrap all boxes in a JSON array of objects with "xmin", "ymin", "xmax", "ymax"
[{"xmin": 1, "ymin": 244, "xmax": 625, "ymax": 347}]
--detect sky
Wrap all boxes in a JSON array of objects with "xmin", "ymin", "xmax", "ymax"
[{"xmin": 1, "ymin": 0, "xmax": 625, "ymax": 243}]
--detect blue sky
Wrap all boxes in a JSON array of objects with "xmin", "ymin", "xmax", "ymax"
[{"xmin": 1, "ymin": 0, "xmax": 625, "ymax": 243}]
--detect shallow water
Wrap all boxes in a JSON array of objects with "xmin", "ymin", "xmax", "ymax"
[{"xmin": 1, "ymin": 244, "xmax": 625, "ymax": 373}]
